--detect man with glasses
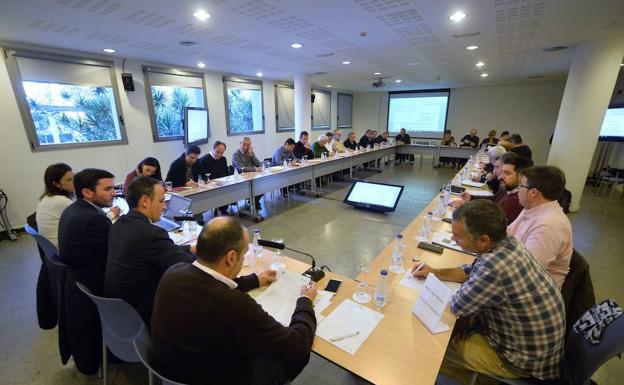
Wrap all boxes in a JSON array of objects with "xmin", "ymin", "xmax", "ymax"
[{"xmin": 508, "ymin": 166, "xmax": 572, "ymax": 289}]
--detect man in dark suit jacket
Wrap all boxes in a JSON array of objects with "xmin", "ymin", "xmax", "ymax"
[
  {"xmin": 199, "ymin": 141, "xmax": 232, "ymax": 215},
  {"xmin": 359, "ymin": 129, "xmax": 374, "ymax": 149},
  {"xmin": 152, "ymin": 217, "xmax": 318, "ymax": 385},
  {"xmin": 294, "ymin": 131, "xmax": 315, "ymax": 160},
  {"xmin": 165, "ymin": 145, "xmax": 205, "ymax": 188},
  {"xmin": 104, "ymin": 177, "xmax": 195, "ymax": 326},
  {"xmin": 58, "ymin": 168, "xmax": 120, "ymax": 374},
  {"xmin": 59, "ymin": 168, "xmax": 119, "ymax": 294}
]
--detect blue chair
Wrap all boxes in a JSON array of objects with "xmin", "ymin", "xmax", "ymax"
[
  {"xmin": 24, "ymin": 224, "xmax": 59, "ymax": 260},
  {"xmin": 468, "ymin": 306, "xmax": 624, "ymax": 385},
  {"xmin": 133, "ymin": 330, "xmax": 189, "ymax": 385},
  {"xmin": 75, "ymin": 282, "xmax": 151, "ymax": 385}
]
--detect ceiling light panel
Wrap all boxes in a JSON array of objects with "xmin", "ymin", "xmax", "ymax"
[
  {"xmin": 449, "ymin": 11, "xmax": 467, "ymax": 22},
  {"xmin": 193, "ymin": 9, "xmax": 210, "ymax": 21}
]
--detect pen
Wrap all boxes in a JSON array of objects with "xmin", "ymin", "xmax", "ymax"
[
  {"xmin": 413, "ymin": 262, "xmax": 425, "ymax": 273},
  {"xmin": 330, "ymin": 331, "xmax": 360, "ymax": 342}
]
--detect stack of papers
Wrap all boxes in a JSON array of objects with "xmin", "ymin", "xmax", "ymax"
[
  {"xmin": 467, "ymin": 190, "xmax": 493, "ymax": 197},
  {"xmin": 462, "ymin": 180, "xmax": 486, "ymax": 188},
  {"xmin": 255, "ymin": 270, "xmax": 310, "ymax": 327},
  {"xmin": 316, "ymin": 299, "xmax": 384, "ymax": 355}
]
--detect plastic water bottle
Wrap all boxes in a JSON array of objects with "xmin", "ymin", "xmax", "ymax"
[
  {"xmin": 252, "ymin": 229, "xmax": 263, "ymax": 257},
  {"xmin": 186, "ymin": 210, "xmax": 197, "ymax": 233},
  {"xmin": 283, "ymin": 159, "xmax": 288, "ymax": 170},
  {"xmin": 443, "ymin": 183, "xmax": 451, "ymax": 206},
  {"xmin": 389, "ymin": 234, "xmax": 405, "ymax": 273},
  {"xmin": 233, "ymin": 167, "xmax": 240, "ymax": 179},
  {"xmin": 374, "ymin": 270, "xmax": 388, "ymax": 308}
]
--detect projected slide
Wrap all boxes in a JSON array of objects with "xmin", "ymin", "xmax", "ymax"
[
  {"xmin": 388, "ymin": 91, "xmax": 449, "ymax": 138},
  {"xmin": 599, "ymin": 108, "xmax": 624, "ymax": 139},
  {"xmin": 186, "ymin": 108, "xmax": 208, "ymax": 144}
]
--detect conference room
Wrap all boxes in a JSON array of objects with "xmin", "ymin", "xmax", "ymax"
[{"xmin": 1, "ymin": 1, "xmax": 623, "ymax": 385}]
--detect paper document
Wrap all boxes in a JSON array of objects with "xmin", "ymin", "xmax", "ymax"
[
  {"xmin": 462, "ymin": 180, "xmax": 485, "ymax": 188},
  {"xmin": 466, "ymin": 190, "xmax": 493, "ymax": 197},
  {"xmin": 255, "ymin": 270, "xmax": 310, "ymax": 327},
  {"xmin": 268, "ymin": 166, "xmax": 284, "ymax": 172},
  {"xmin": 314, "ymin": 290, "xmax": 335, "ymax": 323},
  {"xmin": 399, "ymin": 269, "xmax": 461, "ymax": 294},
  {"xmin": 316, "ymin": 299, "xmax": 384, "ymax": 355},
  {"xmin": 412, "ymin": 274, "xmax": 453, "ymax": 334}
]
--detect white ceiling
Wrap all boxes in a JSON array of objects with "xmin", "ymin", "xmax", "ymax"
[{"xmin": 1, "ymin": 0, "xmax": 624, "ymax": 91}]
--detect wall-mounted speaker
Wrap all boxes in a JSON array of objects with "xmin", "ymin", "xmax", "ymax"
[
  {"xmin": 311, "ymin": 93, "xmax": 316, "ymax": 103},
  {"xmin": 121, "ymin": 73, "xmax": 135, "ymax": 91}
]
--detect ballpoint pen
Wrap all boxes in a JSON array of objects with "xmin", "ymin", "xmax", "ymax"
[{"xmin": 330, "ymin": 331, "xmax": 360, "ymax": 342}]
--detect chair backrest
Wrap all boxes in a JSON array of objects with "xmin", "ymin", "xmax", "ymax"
[
  {"xmin": 133, "ymin": 331, "xmax": 189, "ymax": 385},
  {"xmin": 24, "ymin": 224, "xmax": 60, "ymax": 260},
  {"xmin": 562, "ymin": 307, "xmax": 624, "ymax": 385},
  {"xmin": 561, "ymin": 249, "xmax": 596, "ymax": 335},
  {"xmin": 76, "ymin": 282, "xmax": 147, "ymax": 363}
]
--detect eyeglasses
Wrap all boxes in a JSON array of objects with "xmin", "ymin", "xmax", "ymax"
[{"xmin": 518, "ymin": 184, "xmax": 534, "ymax": 190}]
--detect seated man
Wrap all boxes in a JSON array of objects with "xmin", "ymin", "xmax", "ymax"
[
  {"xmin": 508, "ymin": 166, "xmax": 572, "ymax": 289},
  {"xmin": 508, "ymin": 134, "xmax": 533, "ymax": 160},
  {"xmin": 272, "ymin": 138, "xmax": 298, "ymax": 166},
  {"xmin": 331, "ymin": 129, "xmax": 346, "ymax": 153},
  {"xmin": 232, "ymin": 137, "xmax": 264, "ymax": 210},
  {"xmin": 152, "ymin": 217, "xmax": 317, "ymax": 385},
  {"xmin": 343, "ymin": 132, "xmax": 358, "ymax": 151},
  {"xmin": 439, "ymin": 129, "xmax": 457, "ymax": 167},
  {"xmin": 166, "ymin": 145, "xmax": 205, "ymax": 188},
  {"xmin": 293, "ymin": 131, "xmax": 315, "ymax": 161},
  {"xmin": 460, "ymin": 128, "xmax": 479, "ymax": 148},
  {"xmin": 374, "ymin": 131, "xmax": 388, "ymax": 144},
  {"xmin": 452, "ymin": 151, "xmax": 532, "ymax": 223},
  {"xmin": 200, "ymin": 141, "xmax": 231, "ymax": 215},
  {"xmin": 413, "ymin": 200, "xmax": 565, "ymax": 384},
  {"xmin": 479, "ymin": 129, "xmax": 499, "ymax": 148},
  {"xmin": 359, "ymin": 129, "xmax": 374, "ymax": 149},
  {"xmin": 482, "ymin": 147, "xmax": 506, "ymax": 194},
  {"xmin": 312, "ymin": 134, "xmax": 335, "ymax": 158},
  {"xmin": 104, "ymin": 176, "xmax": 195, "ymax": 325},
  {"xmin": 395, "ymin": 128, "xmax": 412, "ymax": 162}
]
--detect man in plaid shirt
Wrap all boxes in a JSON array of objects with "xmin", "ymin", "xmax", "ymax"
[{"xmin": 412, "ymin": 200, "xmax": 565, "ymax": 384}]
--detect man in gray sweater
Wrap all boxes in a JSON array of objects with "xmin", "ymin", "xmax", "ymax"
[{"xmin": 232, "ymin": 136, "xmax": 264, "ymax": 210}]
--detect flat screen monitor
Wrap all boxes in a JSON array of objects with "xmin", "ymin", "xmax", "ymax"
[
  {"xmin": 599, "ymin": 107, "xmax": 624, "ymax": 142},
  {"xmin": 184, "ymin": 107, "xmax": 209, "ymax": 145},
  {"xmin": 343, "ymin": 180, "xmax": 404, "ymax": 212}
]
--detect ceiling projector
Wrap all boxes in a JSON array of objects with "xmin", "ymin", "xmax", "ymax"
[{"xmin": 372, "ymin": 79, "xmax": 386, "ymax": 88}]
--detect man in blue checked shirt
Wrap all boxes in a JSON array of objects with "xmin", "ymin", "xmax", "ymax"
[{"xmin": 412, "ymin": 200, "xmax": 565, "ymax": 384}]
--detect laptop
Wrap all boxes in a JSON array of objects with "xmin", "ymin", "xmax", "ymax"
[{"xmin": 154, "ymin": 194, "xmax": 193, "ymax": 232}]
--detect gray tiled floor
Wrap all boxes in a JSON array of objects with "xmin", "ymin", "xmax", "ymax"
[{"xmin": 0, "ymin": 163, "xmax": 622, "ymax": 385}]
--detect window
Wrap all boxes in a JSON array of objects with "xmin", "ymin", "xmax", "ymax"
[
  {"xmin": 337, "ymin": 93, "xmax": 353, "ymax": 128},
  {"xmin": 4, "ymin": 49, "xmax": 127, "ymax": 150},
  {"xmin": 275, "ymin": 84, "xmax": 294, "ymax": 132},
  {"xmin": 312, "ymin": 90, "xmax": 331, "ymax": 130},
  {"xmin": 224, "ymin": 77, "xmax": 264, "ymax": 135},
  {"xmin": 144, "ymin": 67, "xmax": 207, "ymax": 141}
]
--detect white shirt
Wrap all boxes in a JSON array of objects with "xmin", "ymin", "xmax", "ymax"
[
  {"xmin": 192, "ymin": 260, "xmax": 238, "ymax": 289},
  {"xmin": 36, "ymin": 195, "xmax": 73, "ymax": 249}
]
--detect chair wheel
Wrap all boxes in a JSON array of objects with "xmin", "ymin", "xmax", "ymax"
[{"xmin": 254, "ymin": 217, "xmax": 264, "ymax": 223}]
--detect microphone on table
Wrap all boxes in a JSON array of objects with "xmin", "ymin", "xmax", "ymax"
[
  {"xmin": 172, "ymin": 215, "xmax": 205, "ymax": 226},
  {"xmin": 257, "ymin": 239, "xmax": 326, "ymax": 282}
]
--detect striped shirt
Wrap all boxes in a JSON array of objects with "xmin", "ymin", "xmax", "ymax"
[{"xmin": 451, "ymin": 236, "xmax": 565, "ymax": 380}]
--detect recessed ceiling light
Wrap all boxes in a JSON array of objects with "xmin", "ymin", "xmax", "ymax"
[
  {"xmin": 395, "ymin": 79, "xmax": 402, "ymax": 83},
  {"xmin": 325, "ymin": 84, "xmax": 332, "ymax": 88},
  {"xmin": 408, "ymin": 62, "xmax": 420, "ymax": 66},
  {"xmin": 193, "ymin": 9, "xmax": 210, "ymax": 21},
  {"xmin": 197, "ymin": 62, "xmax": 206, "ymax": 68},
  {"xmin": 102, "ymin": 48, "xmax": 116, "ymax": 53},
  {"xmin": 449, "ymin": 11, "xmax": 467, "ymax": 22},
  {"xmin": 342, "ymin": 61, "xmax": 351, "ymax": 65},
  {"xmin": 466, "ymin": 45, "xmax": 479, "ymax": 50},
  {"xmin": 256, "ymin": 72, "xmax": 263, "ymax": 77},
  {"xmin": 290, "ymin": 43, "xmax": 303, "ymax": 49},
  {"xmin": 480, "ymin": 73, "xmax": 489, "ymax": 78},
  {"xmin": 373, "ymin": 72, "xmax": 381, "ymax": 75},
  {"xmin": 621, "ymin": 63, "xmax": 624, "ymax": 67},
  {"xmin": 476, "ymin": 61, "xmax": 485, "ymax": 67}
]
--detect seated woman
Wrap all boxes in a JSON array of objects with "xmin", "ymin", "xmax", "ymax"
[
  {"xmin": 36, "ymin": 163, "xmax": 75, "ymax": 249},
  {"xmin": 122, "ymin": 157, "xmax": 163, "ymax": 195}
]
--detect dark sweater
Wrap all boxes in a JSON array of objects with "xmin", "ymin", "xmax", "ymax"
[
  {"xmin": 473, "ymin": 189, "xmax": 523, "ymax": 223},
  {"xmin": 460, "ymin": 135, "xmax": 479, "ymax": 148},
  {"xmin": 359, "ymin": 135, "xmax": 374, "ymax": 148},
  {"xmin": 166, "ymin": 154, "xmax": 205, "ymax": 187},
  {"xmin": 343, "ymin": 139, "xmax": 358, "ymax": 150},
  {"xmin": 152, "ymin": 263, "xmax": 316, "ymax": 385},
  {"xmin": 294, "ymin": 141, "xmax": 314, "ymax": 160},
  {"xmin": 200, "ymin": 154, "xmax": 229, "ymax": 179}
]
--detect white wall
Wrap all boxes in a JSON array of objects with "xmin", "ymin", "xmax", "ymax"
[
  {"xmin": 0, "ymin": 45, "xmax": 341, "ymax": 227},
  {"xmin": 352, "ymin": 82, "xmax": 566, "ymax": 164}
]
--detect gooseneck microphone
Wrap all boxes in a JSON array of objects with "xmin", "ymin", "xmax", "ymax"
[{"xmin": 257, "ymin": 239, "xmax": 326, "ymax": 282}]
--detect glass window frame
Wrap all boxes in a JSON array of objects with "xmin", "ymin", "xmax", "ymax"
[
  {"xmin": 224, "ymin": 76, "xmax": 265, "ymax": 136},
  {"xmin": 337, "ymin": 92, "xmax": 354, "ymax": 129},
  {"xmin": 274, "ymin": 83, "xmax": 295, "ymax": 133},
  {"xmin": 143, "ymin": 66, "xmax": 208, "ymax": 142},
  {"xmin": 311, "ymin": 89, "xmax": 331, "ymax": 131},
  {"xmin": 3, "ymin": 47, "xmax": 128, "ymax": 152}
]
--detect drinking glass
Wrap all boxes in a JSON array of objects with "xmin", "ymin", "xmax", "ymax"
[
  {"xmin": 269, "ymin": 238, "xmax": 286, "ymax": 271},
  {"xmin": 353, "ymin": 263, "xmax": 372, "ymax": 304}
]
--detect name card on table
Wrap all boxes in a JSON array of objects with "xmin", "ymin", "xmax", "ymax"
[{"xmin": 412, "ymin": 273, "xmax": 453, "ymax": 334}]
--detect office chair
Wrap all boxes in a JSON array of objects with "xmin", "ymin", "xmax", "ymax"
[
  {"xmin": 468, "ymin": 306, "xmax": 624, "ymax": 385},
  {"xmin": 76, "ymin": 282, "xmax": 151, "ymax": 385},
  {"xmin": 133, "ymin": 330, "xmax": 189, "ymax": 385}
]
